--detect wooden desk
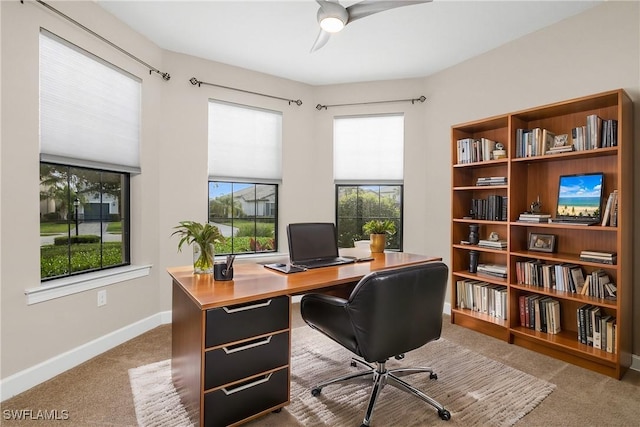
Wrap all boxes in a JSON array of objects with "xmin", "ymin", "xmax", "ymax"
[{"xmin": 169, "ymin": 252, "xmax": 440, "ymax": 426}]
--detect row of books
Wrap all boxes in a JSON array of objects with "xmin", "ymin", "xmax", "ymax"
[
  {"xmin": 455, "ymin": 279, "xmax": 507, "ymax": 320},
  {"xmin": 577, "ymin": 305, "xmax": 616, "ymax": 353},
  {"xmin": 456, "ymin": 137, "xmax": 501, "ymax": 164},
  {"xmin": 601, "ymin": 190, "xmax": 618, "ymax": 227},
  {"xmin": 477, "ymin": 239, "xmax": 507, "ymax": 250},
  {"xmin": 515, "ymin": 261, "xmax": 585, "ymax": 293},
  {"xmin": 476, "ymin": 176, "xmax": 507, "ymax": 186},
  {"xmin": 514, "ymin": 116, "xmax": 618, "ymax": 159},
  {"xmin": 518, "ymin": 295, "xmax": 561, "ymax": 334},
  {"xmin": 580, "ymin": 269, "xmax": 617, "ymax": 300},
  {"xmin": 515, "ymin": 128, "xmax": 555, "ymax": 158},
  {"xmin": 470, "ymin": 196, "xmax": 507, "ymax": 221},
  {"xmin": 579, "ymin": 249, "xmax": 617, "ymax": 265},
  {"xmin": 579, "ymin": 115, "xmax": 618, "ymax": 150},
  {"xmin": 477, "ymin": 263, "xmax": 507, "ymax": 279}
]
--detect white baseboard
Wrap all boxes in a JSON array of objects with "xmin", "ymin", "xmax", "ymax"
[
  {"xmin": 0, "ymin": 310, "xmax": 172, "ymax": 402},
  {"xmin": 631, "ymin": 354, "xmax": 640, "ymax": 372}
]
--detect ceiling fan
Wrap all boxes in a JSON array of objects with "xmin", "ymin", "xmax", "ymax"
[{"xmin": 310, "ymin": 0, "xmax": 432, "ymax": 52}]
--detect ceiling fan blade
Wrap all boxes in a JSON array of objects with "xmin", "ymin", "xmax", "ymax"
[
  {"xmin": 346, "ymin": 0, "xmax": 432, "ymax": 23},
  {"xmin": 310, "ymin": 29, "xmax": 331, "ymax": 52}
]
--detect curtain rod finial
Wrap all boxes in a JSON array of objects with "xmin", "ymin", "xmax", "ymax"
[
  {"xmin": 316, "ymin": 104, "xmax": 327, "ymax": 110},
  {"xmin": 189, "ymin": 77, "xmax": 200, "ymax": 86}
]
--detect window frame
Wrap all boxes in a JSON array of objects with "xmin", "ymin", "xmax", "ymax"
[
  {"xmin": 208, "ymin": 180, "xmax": 279, "ymax": 255},
  {"xmin": 39, "ymin": 162, "xmax": 131, "ymax": 282},
  {"xmin": 335, "ymin": 184, "xmax": 404, "ymax": 251}
]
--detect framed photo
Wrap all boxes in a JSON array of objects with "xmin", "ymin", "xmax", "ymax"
[
  {"xmin": 553, "ymin": 134, "xmax": 569, "ymax": 147},
  {"xmin": 528, "ymin": 233, "xmax": 557, "ymax": 253}
]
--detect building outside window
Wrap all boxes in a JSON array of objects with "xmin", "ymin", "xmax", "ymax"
[
  {"xmin": 333, "ymin": 114, "xmax": 404, "ymax": 250},
  {"xmin": 39, "ymin": 30, "xmax": 139, "ymax": 281},
  {"xmin": 208, "ymin": 100, "xmax": 282, "ymax": 255},
  {"xmin": 208, "ymin": 182, "xmax": 277, "ymax": 254}
]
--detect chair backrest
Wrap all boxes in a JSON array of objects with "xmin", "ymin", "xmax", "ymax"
[{"xmin": 346, "ymin": 262, "xmax": 449, "ymax": 363}]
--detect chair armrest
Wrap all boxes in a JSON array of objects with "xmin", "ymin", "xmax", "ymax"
[{"xmin": 301, "ymin": 293, "xmax": 358, "ymax": 354}]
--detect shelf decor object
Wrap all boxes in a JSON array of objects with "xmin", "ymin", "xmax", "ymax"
[{"xmin": 450, "ymin": 89, "xmax": 633, "ymax": 379}]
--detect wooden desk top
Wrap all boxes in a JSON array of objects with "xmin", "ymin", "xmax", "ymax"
[{"xmin": 168, "ymin": 252, "xmax": 441, "ymax": 309}]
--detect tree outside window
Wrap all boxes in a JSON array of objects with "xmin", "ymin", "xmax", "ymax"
[{"xmin": 336, "ymin": 185, "xmax": 402, "ymax": 250}]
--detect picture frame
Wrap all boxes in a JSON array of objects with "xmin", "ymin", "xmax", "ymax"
[
  {"xmin": 528, "ymin": 233, "xmax": 557, "ymax": 253},
  {"xmin": 553, "ymin": 134, "xmax": 569, "ymax": 147}
]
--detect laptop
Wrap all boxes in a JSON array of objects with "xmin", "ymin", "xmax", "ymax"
[
  {"xmin": 286, "ymin": 223, "xmax": 355, "ymax": 269},
  {"xmin": 548, "ymin": 172, "xmax": 604, "ymax": 225}
]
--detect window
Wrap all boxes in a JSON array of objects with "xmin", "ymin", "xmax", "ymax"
[
  {"xmin": 40, "ymin": 164, "xmax": 130, "ymax": 280},
  {"xmin": 39, "ymin": 30, "xmax": 139, "ymax": 281},
  {"xmin": 333, "ymin": 114, "xmax": 404, "ymax": 250},
  {"xmin": 208, "ymin": 101, "xmax": 282, "ymax": 255},
  {"xmin": 208, "ymin": 182, "xmax": 277, "ymax": 254},
  {"xmin": 336, "ymin": 185, "xmax": 403, "ymax": 250}
]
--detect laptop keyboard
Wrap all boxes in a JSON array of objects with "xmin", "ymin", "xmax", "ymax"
[{"xmin": 296, "ymin": 257, "xmax": 354, "ymax": 269}]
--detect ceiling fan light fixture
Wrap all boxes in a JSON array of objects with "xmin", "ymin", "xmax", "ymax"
[
  {"xmin": 320, "ymin": 16, "xmax": 345, "ymax": 33},
  {"xmin": 317, "ymin": 1, "xmax": 348, "ymax": 33}
]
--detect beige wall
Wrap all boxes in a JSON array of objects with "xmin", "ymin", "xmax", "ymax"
[{"xmin": 1, "ymin": 0, "xmax": 638, "ymax": 390}]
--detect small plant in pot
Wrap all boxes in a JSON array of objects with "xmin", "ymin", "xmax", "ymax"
[
  {"xmin": 362, "ymin": 220, "xmax": 396, "ymax": 253},
  {"xmin": 172, "ymin": 221, "xmax": 223, "ymax": 274}
]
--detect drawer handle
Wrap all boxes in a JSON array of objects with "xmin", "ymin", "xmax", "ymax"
[
  {"xmin": 223, "ymin": 299, "xmax": 272, "ymax": 314},
  {"xmin": 223, "ymin": 336, "xmax": 272, "ymax": 354},
  {"xmin": 222, "ymin": 373, "xmax": 272, "ymax": 395}
]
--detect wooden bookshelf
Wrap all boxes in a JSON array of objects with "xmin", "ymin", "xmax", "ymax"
[{"xmin": 450, "ymin": 89, "xmax": 633, "ymax": 379}]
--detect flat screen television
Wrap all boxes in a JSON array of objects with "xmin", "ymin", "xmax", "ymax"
[{"xmin": 555, "ymin": 172, "xmax": 604, "ymax": 221}]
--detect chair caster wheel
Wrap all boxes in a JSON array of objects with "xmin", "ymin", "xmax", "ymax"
[
  {"xmin": 351, "ymin": 360, "xmax": 357, "ymax": 367},
  {"xmin": 438, "ymin": 409, "xmax": 451, "ymax": 421},
  {"xmin": 272, "ymin": 408, "xmax": 282, "ymax": 413},
  {"xmin": 394, "ymin": 353, "xmax": 405, "ymax": 360},
  {"xmin": 311, "ymin": 387, "xmax": 322, "ymax": 397},
  {"xmin": 430, "ymin": 372, "xmax": 438, "ymax": 380}
]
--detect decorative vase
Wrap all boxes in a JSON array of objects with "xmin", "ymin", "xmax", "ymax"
[
  {"xmin": 469, "ymin": 224, "xmax": 479, "ymax": 245},
  {"xmin": 369, "ymin": 234, "xmax": 386, "ymax": 253},
  {"xmin": 193, "ymin": 242, "xmax": 214, "ymax": 274},
  {"xmin": 469, "ymin": 250, "xmax": 479, "ymax": 273}
]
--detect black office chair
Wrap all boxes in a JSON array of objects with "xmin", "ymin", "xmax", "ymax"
[{"xmin": 300, "ymin": 262, "xmax": 451, "ymax": 426}]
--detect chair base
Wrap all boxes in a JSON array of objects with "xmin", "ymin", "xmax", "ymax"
[{"xmin": 311, "ymin": 357, "xmax": 451, "ymax": 426}]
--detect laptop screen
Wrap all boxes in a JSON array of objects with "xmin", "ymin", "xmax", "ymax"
[
  {"xmin": 287, "ymin": 223, "xmax": 339, "ymax": 263},
  {"xmin": 555, "ymin": 173, "xmax": 604, "ymax": 221}
]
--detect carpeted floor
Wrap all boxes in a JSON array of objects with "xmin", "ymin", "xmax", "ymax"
[
  {"xmin": 2, "ymin": 307, "xmax": 640, "ymax": 426},
  {"xmin": 130, "ymin": 328, "xmax": 554, "ymax": 427}
]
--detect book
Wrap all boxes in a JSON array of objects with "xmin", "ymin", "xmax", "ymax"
[{"xmin": 601, "ymin": 192, "xmax": 614, "ymax": 226}]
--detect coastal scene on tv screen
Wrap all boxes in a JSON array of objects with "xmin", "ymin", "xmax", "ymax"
[{"xmin": 556, "ymin": 173, "xmax": 603, "ymax": 218}]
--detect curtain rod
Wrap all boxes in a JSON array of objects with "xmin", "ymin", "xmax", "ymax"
[
  {"xmin": 24, "ymin": 0, "xmax": 171, "ymax": 81},
  {"xmin": 189, "ymin": 77, "xmax": 303, "ymax": 106},
  {"xmin": 316, "ymin": 96, "xmax": 426, "ymax": 110}
]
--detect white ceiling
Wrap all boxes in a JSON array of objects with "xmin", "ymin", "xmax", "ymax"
[{"xmin": 97, "ymin": 0, "xmax": 601, "ymax": 86}]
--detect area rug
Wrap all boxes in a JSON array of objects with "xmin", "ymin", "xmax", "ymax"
[{"xmin": 129, "ymin": 327, "xmax": 555, "ymax": 427}]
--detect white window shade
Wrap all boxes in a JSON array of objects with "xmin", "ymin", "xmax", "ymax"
[
  {"xmin": 334, "ymin": 114, "xmax": 404, "ymax": 182},
  {"xmin": 39, "ymin": 30, "xmax": 141, "ymax": 173},
  {"xmin": 208, "ymin": 100, "xmax": 282, "ymax": 182}
]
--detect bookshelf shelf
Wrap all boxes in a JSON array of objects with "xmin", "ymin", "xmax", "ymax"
[{"xmin": 450, "ymin": 89, "xmax": 633, "ymax": 379}]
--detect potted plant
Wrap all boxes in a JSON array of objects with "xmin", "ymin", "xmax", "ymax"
[
  {"xmin": 362, "ymin": 220, "xmax": 396, "ymax": 253},
  {"xmin": 172, "ymin": 221, "xmax": 223, "ymax": 274}
]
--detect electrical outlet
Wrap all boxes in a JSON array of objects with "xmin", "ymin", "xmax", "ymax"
[{"xmin": 97, "ymin": 289, "xmax": 107, "ymax": 307}]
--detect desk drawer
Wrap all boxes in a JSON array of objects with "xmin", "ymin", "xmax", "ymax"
[
  {"xmin": 205, "ymin": 296, "xmax": 289, "ymax": 348},
  {"xmin": 204, "ymin": 331, "xmax": 289, "ymax": 390},
  {"xmin": 204, "ymin": 367, "xmax": 288, "ymax": 427}
]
